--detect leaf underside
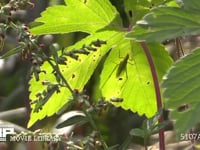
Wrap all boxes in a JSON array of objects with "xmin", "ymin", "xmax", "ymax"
[
  {"xmin": 126, "ymin": 2, "xmax": 200, "ymax": 42},
  {"xmin": 162, "ymin": 48, "xmax": 200, "ymax": 135}
]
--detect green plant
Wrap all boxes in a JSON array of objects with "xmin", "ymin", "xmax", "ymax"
[
  {"xmin": 26, "ymin": 0, "xmax": 174, "ymax": 149},
  {"xmin": 127, "ymin": 0, "xmax": 200, "ymax": 138},
  {"xmin": 2, "ymin": 0, "xmax": 200, "ymax": 149},
  {"xmin": 28, "ymin": 0, "xmax": 172, "ymax": 123}
]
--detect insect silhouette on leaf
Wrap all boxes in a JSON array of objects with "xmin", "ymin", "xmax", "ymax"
[
  {"xmin": 33, "ymin": 85, "xmax": 59, "ymax": 112},
  {"xmin": 110, "ymin": 97, "xmax": 123, "ymax": 102},
  {"xmin": 175, "ymin": 38, "xmax": 184, "ymax": 58},
  {"xmin": 91, "ymin": 39, "xmax": 107, "ymax": 47},
  {"xmin": 116, "ymin": 54, "xmax": 129, "ymax": 78},
  {"xmin": 63, "ymin": 51, "xmax": 79, "ymax": 60}
]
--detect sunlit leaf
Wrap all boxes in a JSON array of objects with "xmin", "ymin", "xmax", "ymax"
[
  {"xmin": 28, "ymin": 0, "xmax": 174, "ymax": 128},
  {"xmin": 100, "ymin": 40, "xmax": 172, "ymax": 117},
  {"xmin": 28, "ymin": 31, "xmax": 123, "ymax": 127},
  {"xmin": 123, "ymin": 0, "xmax": 150, "ymax": 25},
  {"xmin": 30, "ymin": 0, "xmax": 122, "ymax": 35}
]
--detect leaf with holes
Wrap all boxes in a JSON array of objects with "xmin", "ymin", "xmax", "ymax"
[
  {"xmin": 124, "ymin": 0, "xmax": 173, "ymax": 25},
  {"xmin": 100, "ymin": 41, "xmax": 172, "ymax": 117},
  {"xmin": 30, "ymin": 0, "xmax": 122, "ymax": 35},
  {"xmin": 28, "ymin": 31, "xmax": 123, "ymax": 127},
  {"xmin": 162, "ymin": 48, "xmax": 200, "ymax": 135},
  {"xmin": 124, "ymin": 0, "xmax": 150, "ymax": 25}
]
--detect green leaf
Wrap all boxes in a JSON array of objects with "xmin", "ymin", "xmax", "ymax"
[
  {"xmin": 60, "ymin": 31, "xmax": 123, "ymax": 90},
  {"xmin": 55, "ymin": 111, "xmax": 88, "ymax": 129},
  {"xmin": 123, "ymin": 0, "xmax": 151, "ymax": 24},
  {"xmin": 28, "ymin": 31, "xmax": 123, "ymax": 127},
  {"xmin": 126, "ymin": 4, "xmax": 200, "ymax": 42},
  {"xmin": 30, "ymin": 0, "xmax": 122, "ymax": 35},
  {"xmin": 162, "ymin": 48, "xmax": 200, "ymax": 135},
  {"xmin": 123, "ymin": 0, "xmax": 173, "ymax": 24},
  {"xmin": 129, "ymin": 128, "xmax": 146, "ymax": 138},
  {"xmin": 0, "ymin": 44, "xmax": 25, "ymax": 59},
  {"xmin": 100, "ymin": 40, "xmax": 173, "ymax": 117},
  {"xmin": 182, "ymin": 0, "xmax": 200, "ymax": 14}
]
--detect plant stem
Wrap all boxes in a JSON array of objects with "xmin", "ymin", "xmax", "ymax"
[
  {"xmin": 144, "ymin": 136, "xmax": 148, "ymax": 150},
  {"xmin": 43, "ymin": 54, "xmax": 74, "ymax": 93},
  {"xmin": 83, "ymin": 108, "xmax": 108, "ymax": 149},
  {"xmin": 140, "ymin": 42, "xmax": 165, "ymax": 150}
]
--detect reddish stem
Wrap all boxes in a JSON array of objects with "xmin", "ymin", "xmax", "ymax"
[{"xmin": 140, "ymin": 41, "xmax": 165, "ymax": 150}]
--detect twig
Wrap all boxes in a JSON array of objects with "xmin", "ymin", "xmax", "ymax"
[
  {"xmin": 43, "ymin": 53, "xmax": 74, "ymax": 94},
  {"xmin": 0, "ymin": 107, "xmax": 27, "ymax": 121}
]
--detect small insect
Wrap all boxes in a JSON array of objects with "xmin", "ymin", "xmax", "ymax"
[
  {"xmin": 85, "ymin": 45, "xmax": 97, "ymax": 51},
  {"xmin": 57, "ymin": 56, "xmax": 67, "ymax": 65},
  {"xmin": 63, "ymin": 51, "xmax": 79, "ymax": 60},
  {"xmin": 91, "ymin": 39, "xmax": 107, "ymax": 47},
  {"xmin": 110, "ymin": 97, "xmax": 123, "ymax": 102},
  {"xmin": 41, "ymin": 80, "xmax": 51, "ymax": 85},
  {"xmin": 0, "ymin": 36, "xmax": 5, "ymax": 51},
  {"xmin": 33, "ymin": 85, "xmax": 59, "ymax": 112},
  {"xmin": 175, "ymin": 38, "xmax": 184, "ymax": 58},
  {"xmin": 72, "ymin": 49, "xmax": 90, "ymax": 55},
  {"xmin": 116, "ymin": 54, "xmax": 129, "ymax": 78}
]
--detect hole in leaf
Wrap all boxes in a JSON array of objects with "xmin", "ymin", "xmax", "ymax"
[
  {"xmin": 177, "ymin": 104, "xmax": 189, "ymax": 112},
  {"xmin": 72, "ymin": 73, "xmax": 76, "ymax": 79},
  {"xmin": 118, "ymin": 77, "xmax": 123, "ymax": 81}
]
